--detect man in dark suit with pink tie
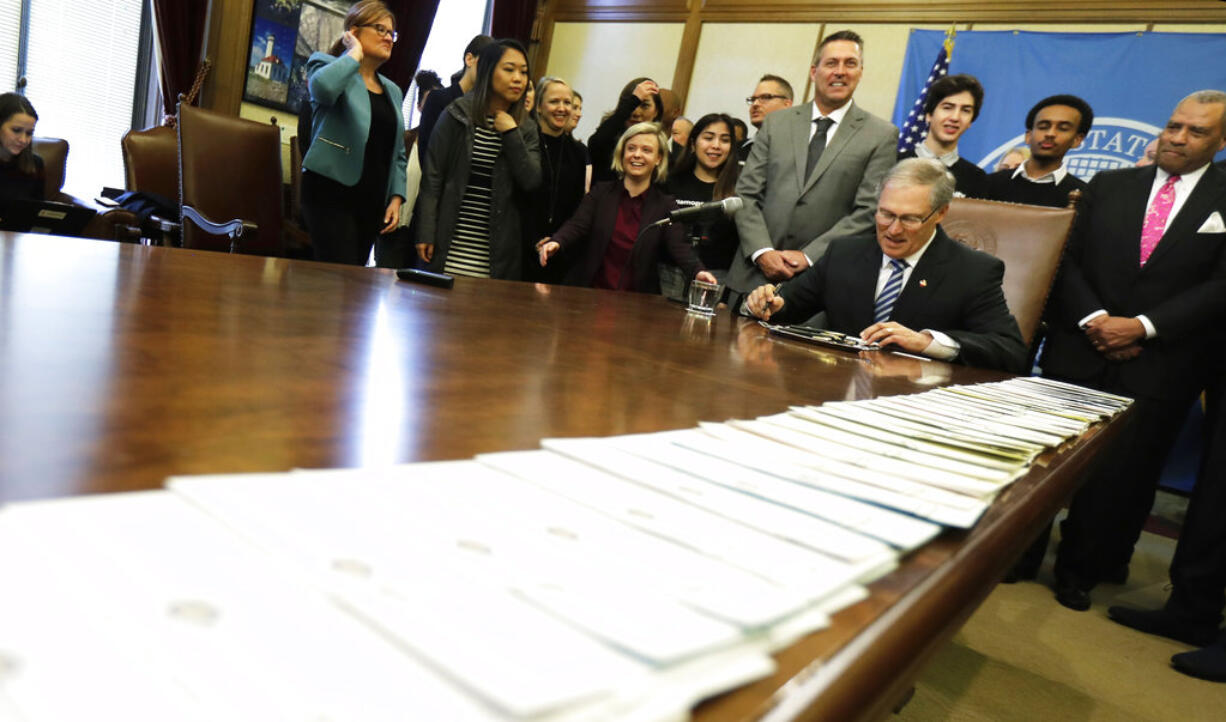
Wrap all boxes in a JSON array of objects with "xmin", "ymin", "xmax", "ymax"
[
  {"xmin": 1043, "ymin": 91, "xmax": 1226, "ymax": 622},
  {"xmin": 1099, "ymin": 156, "xmax": 1226, "ymax": 683}
]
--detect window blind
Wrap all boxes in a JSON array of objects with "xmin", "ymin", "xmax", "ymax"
[
  {"xmin": 0, "ymin": 0, "xmax": 21, "ymax": 92},
  {"xmin": 23, "ymin": 0, "xmax": 144, "ymax": 195}
]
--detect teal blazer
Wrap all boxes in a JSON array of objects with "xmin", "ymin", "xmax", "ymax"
[{"xmin": 302, "ymin": 52, "xmax": 407, "ymax": 205}]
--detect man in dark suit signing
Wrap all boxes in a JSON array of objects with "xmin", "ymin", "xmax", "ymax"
[
  {"xmin": 731, "ymin": 30, "xmax": 899, "ymax": 302},
  {"xmin": 1045, "ymin": 90, "xmax": 1226, "ymax": 613},
  {"xmin": 744, "ymin": 158, "xmax": 1028, "ymax": 374}
]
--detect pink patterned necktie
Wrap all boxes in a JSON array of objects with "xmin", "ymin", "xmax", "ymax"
[{"xmin": 1140, "ymin": 174, "xmax": 1180, "ymax": 266}]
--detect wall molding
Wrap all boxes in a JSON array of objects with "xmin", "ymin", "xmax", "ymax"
[
  {"xmin": 669, "ymin": 2, "xmax": 705, "ymax": 103},
  {"xmin": 204, "ymin": 0, "xmax": 253, "ymax": 116},
  {"xmin": 547, "ymin": 0, "xmax": 1226, "ymax": 25},
  {"xmin": 207, "ymin": 1, "xmax": 1225, "ymax": 119}
]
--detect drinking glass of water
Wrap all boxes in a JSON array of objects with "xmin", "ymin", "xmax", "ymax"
[{"xmin": 686, "ymin": 279, "xmax": 722, "ymax": 316}]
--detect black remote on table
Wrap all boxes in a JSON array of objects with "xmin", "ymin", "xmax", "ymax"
[{"xmin": 396, "ymin": 268, "xmax": 455, "ymax": 289}]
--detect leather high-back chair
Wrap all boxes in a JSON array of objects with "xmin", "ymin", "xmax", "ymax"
[
  {"xmin": 31, "ymin": 137, "xmax": 70, "ymax": 202},
  {"xmin": 177, "ymin": 103, "xmax": 283, "ymax": 256},
  {"xmin": 942, "ymin": 196, "xmax": 1078, "ymax": 350},
  {"xmin": 32, "ymin": 137, "xmax": 139, "ymax": 241},
  {"xmin": 120, "ymin": 125, "xmax": 183, "ymax": 246},
  {"xmin": 121, "ymin": 125, "xmax": 179, "ymax": 201}
]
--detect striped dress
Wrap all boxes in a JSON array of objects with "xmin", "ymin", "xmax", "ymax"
[{"xmin": 444, "ymin": 120, "xmax": 502, "ymax": 277}]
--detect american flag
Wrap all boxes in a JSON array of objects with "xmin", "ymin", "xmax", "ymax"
[{"xmin": 897, "ymin": 27, "xmax": 957, "ymax": 154}]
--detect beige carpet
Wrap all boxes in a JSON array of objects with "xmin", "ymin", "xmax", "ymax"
[{"xmin": 897, "ymin": 527, "xmax": 1226, "ymax": 721}]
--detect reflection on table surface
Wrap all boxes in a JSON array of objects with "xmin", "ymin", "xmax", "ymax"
[{"xmin": 0, "ymin": 232, "xmax": 1000, "ymax": 502}]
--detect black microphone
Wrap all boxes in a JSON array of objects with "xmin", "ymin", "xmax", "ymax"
[{"xmin": 651, "ymin": 197, "xmax": 744, "ymax": 227}]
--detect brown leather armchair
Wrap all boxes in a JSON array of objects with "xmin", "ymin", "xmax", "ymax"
[
  {"xmin": 32, "ymin": 137, "xmax": 72, "ymax": 203},
  {"xmin": 32, "ymin": 137, "xmax": 138, "ymax": 241},
  {"xmin": 176, "ymin": 103, "xmax": 283, "ymax": 256},
  {"xmin": 942, "ymin": 195, "xmax": 1079, "ymax": 351},
  {"xmin": 121, "ymin": 125, "xmax": 179, "ymax": 201},
  {"xmin": 120, "ymin": 124, "xmax": 182, "ymax": 245}
]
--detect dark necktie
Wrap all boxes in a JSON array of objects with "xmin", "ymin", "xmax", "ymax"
[{"xmin": 806, "ymin": 117, "xmax": 835, "ymax": 179}]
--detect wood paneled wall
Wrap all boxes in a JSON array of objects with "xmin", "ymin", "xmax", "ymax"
[{"xmin": 203, "ymin": 0, "xmax": 254, "ymax": 116}]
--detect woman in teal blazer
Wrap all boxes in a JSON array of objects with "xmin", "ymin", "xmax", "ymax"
[{"xmin": 301, "ymin": 0, "xmax": 407, "ymax": 266}]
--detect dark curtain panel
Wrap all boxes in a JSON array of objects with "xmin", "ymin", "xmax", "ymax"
[
  {"xmin": 150, "ymin": 0, "xmax": 210, "ymax": 119},
  {"xmin": 491, "ymin": 0, "xmax": 538, "ymax": 47},
  {"xmin": 384, "ymin": 0, "xmax": 443, "ymax": 91}
]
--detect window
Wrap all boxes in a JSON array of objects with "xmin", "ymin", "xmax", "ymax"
[
  {"xmin": 10, "ymin": 0, "xmax": 148, "ymax": 195},
  {"xmin": 0, "ymin": 0, "xmax": 19, "ymax": 90},
  {"xmin": 402, "ymin": 0, "xmax": 491, "ymax": 128}
]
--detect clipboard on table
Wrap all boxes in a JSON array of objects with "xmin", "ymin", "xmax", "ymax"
[{"xmin": 762, "ymin": 323, "xmax": 881, "ymax": 352}]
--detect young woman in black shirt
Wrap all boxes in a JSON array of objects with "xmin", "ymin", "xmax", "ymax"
[
  {"xmin": 660, "ymin": 112, "xmax": 741, "ymax": 296},
  {"xmin": 0, "ymin": 93, "xmax": 43, "ymax": 203}
]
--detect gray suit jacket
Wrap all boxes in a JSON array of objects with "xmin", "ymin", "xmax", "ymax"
[{"xmin": 730, "ymin": 101, "xmax": 898, "ymax": 293}]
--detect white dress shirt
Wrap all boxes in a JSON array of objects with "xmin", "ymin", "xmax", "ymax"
[
  {"xmin": 1077, "ymin": 162, "xmax": 1213, "ymax": 338},
  {"xmin": 809, "ymin": 100, "xmax": 852, "ymax": 145},
  {"xmin": 1012, "ymin": 162, "xmax": 1070, "ymax": 185},
  {"xmin": 1144, "ymin": 162, "xmax": 1210, "ymax": 231}
]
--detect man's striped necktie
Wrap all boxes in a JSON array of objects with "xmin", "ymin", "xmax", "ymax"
[{"xmin": 873, "ymin": 259, "xmax": 908, "ymax": 324}]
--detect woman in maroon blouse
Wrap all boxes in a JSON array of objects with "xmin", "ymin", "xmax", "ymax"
[{"xmin": 537, "ymin": 122, "xmax": 714, "ymax": 293}]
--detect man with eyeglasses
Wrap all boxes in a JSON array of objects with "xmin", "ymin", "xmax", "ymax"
[
  {"xmin": 738, "ymin": 74, "xmax": 794, "ymax": 166},
  {"xmin": 744, "ymin": 158, "xmax": 1027, "ymax": 373},
  {"xmin": 731, "ymin": 30, "xmax": 899, "ymax": 307}
]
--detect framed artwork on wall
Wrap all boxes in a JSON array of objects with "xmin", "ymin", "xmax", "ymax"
[{"xmin": 242, "ymin": 0, "xmax": 350, "ymax": 113}]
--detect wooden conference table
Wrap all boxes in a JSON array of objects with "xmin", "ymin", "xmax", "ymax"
[{"xmin": 0, "ymin": 233, "xmax": 1124, "ymax": 721}]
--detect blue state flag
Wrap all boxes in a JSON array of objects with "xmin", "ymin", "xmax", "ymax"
[{"xmin": 893, "ymin": 30, "xmax": 1226, "ymax": 178}]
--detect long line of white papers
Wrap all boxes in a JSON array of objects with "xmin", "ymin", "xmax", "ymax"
[{"xmin": 0, "ymin": 376, "xmax": 1129, "ymax": 722}]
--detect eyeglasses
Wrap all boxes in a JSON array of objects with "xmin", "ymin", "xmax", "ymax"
[
  {"xmin": 359, "ymin": 24, "xmax": 398, "ymax": 42},
  {"xmin": 875, "ymin": 206, "xmax": 940, "ymax": 230},
  {"xmin": 746, "ymin": 94, "xmax": 789, "ymax": 105}
]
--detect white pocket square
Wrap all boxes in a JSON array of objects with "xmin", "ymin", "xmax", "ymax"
[{"xmin": 1197, "ymin": 211, "xmax": 1226, "ymax": 233}]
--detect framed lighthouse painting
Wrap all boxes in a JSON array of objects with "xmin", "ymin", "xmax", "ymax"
[{"xmin": 243, "ymin": 0, "xmax": 350, "ymax": 113}]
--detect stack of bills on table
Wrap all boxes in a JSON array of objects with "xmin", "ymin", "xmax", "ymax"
[{"xmin": 0, "ymin": 376, "xmax": 1130, "ymax": 721}]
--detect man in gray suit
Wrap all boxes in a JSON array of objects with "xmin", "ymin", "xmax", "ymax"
[{"xmin": 730, "ymin": 29, "xmax": 899, "ymax": 304}]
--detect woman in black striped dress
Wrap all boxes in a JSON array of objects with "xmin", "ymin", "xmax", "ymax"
[{"xmin": 417, "ymin": 39, "xmax": 540, "ymax": 279}]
